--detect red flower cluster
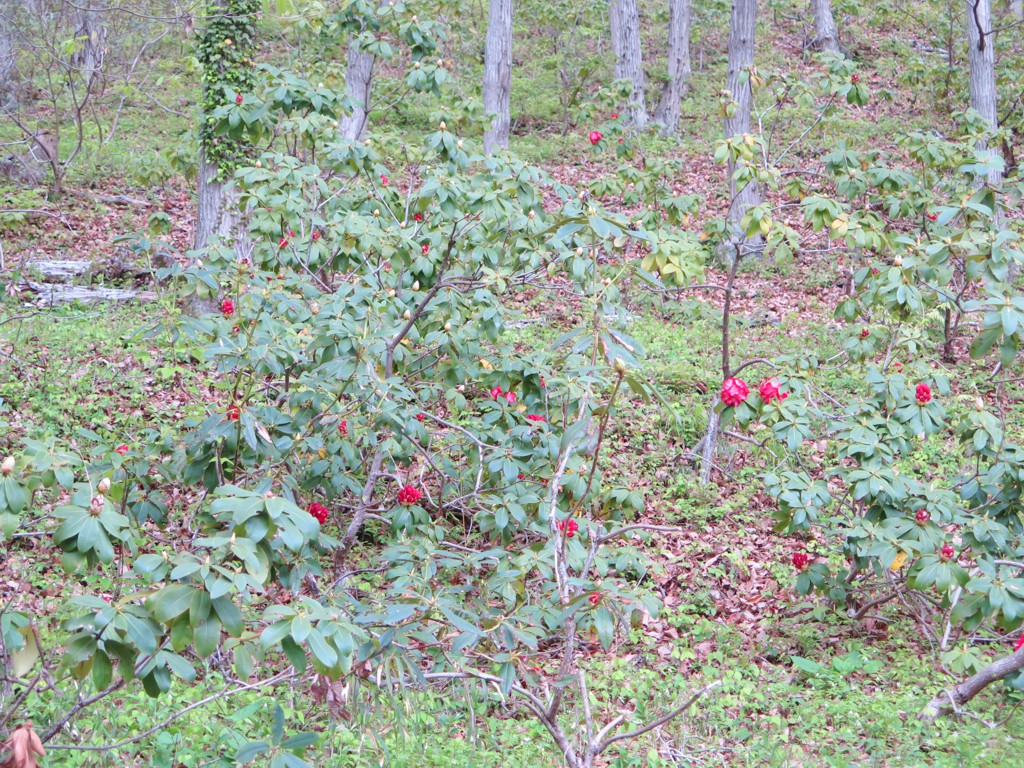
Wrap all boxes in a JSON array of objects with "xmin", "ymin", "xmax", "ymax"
[
  {"xmin": 490, "ymin": 385, "xmax": 503, "ymax": 400},
  {"xmin": 720, "ymin": 377, "xmax": 749, "ymax": 407},
  {"xmin": 557, "ymin": 518, "xmax": 579, "ymax": 538},
  {"xmin": 611, "ymin": 112, "xmax": 619, "ymax": 119},
  {"xmin": 226, "ymin": 405, "xmax": 241, "ymax": 421},
  {"xmin": 505, "ymin": 391, "xmax": 516, "ymax": 405},
  {"xmin": 380, "ymin": 174, "xmax": 389, "ymax": 186},
  {"xmin": 221, "ymin": 299, "xmax": 234, "ymax": 317},
  {"xmin": 915, "ymin": 509, "xmax": 930, "ymax": 524},
  {"xmin": 860, "ymin": 327, "xmax": 870, "ymax": 339},
  {"xmin": 338, "ymin": 420, "xmax": 348, "ymax": 437},
  {"xmin": 279, "ymin": 237, "xmax": 289, "ymax": 248},
  {"xmin": 115, "ymin": 444, "xmax": 128, "ymax": 456},
  {"xmin": 525, "ymin": 414, "xmax": 545, "ymax": 422},
  {"xmin": 759, "ymin": 377, "xmax": 788, "ymax": 404},
  {"xmin": 589, "ymin": 130, "xmax": 602, "ymax": 145},
  {"xmin": 397, "ymin": 484, "xmax": 422, "ymax": 505},
  {"xmin": 916, "ymin": 383, "xmax": 932, "ymax": 405},
  {"xmin": 312, "ymin": 231, "xmax": 321, "ymax": 241},
  {"xmin": 235, "ymin": 93, "xmax": 243, "ymax": 105},
  {"xmin": 588, "ymin": 593, "xmax": 601, "ymax": 606},
  {"xmin": 414, "ymin": 212, "xmax": 423, "ymax": 222},
  {"xmin": 1015, "ymin": 634, "xmax": 1024, "ymax": 652},
  {"xmin": 308, "ymin": 502, "xmax": 329, "ymax": 524},
  {"xmin": 926, "ymin": 213, "xmax": 937, "ymax": 222},
  {"xmin": 421, "ymin": 243, "xmax": 430, "ymax": 255},
  {"xmin": 940, "ymin": 543, "xmax": 955, "ymax": 561},
  {"xmin": 416, "ymin": 413, "xmax": 426, "ymax": 422},
  {"xmin": 851, "ymin": 73, "xmax": 860, "ymax": 84},
  {"xmin": 791, "ymin": 552, "xmax": 810, "ymax": 571}
]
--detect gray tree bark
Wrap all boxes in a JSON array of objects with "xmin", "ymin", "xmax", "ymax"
[
  {"xmin": 920, "ymin": 646, "xmax": 1024, "ymax": 721},
  {"xmin": 71, "ymin": 1, "xmax": 105, "ymax": 92},
  {"xmin": 482, "ymin": 0, "xmax": 514, "ymax": 154},
  {"xmin": 653, "ymin": 0, "xmax": 691, "ymax": 136},
  {"xmin": 967, "ymin": 0, "xmax": 1003, "ymax": 187},
  {"xmin": 1012, "ymin": 0, "xmax": 1023, "ymax": 22},
  {"xmin": 609, "ymin": 0, "xmax": 648, "ymax": 127},
  {"xmin": 337, "ymin": 37, "xmax": 375, "ymax": 141},
  {"xmin": 810, "ymin": 0, "xmax": 841, "ymax": 56},
  {"xmin": 0, "ymin": 11, "xmax": 16, "ymax": 112},
  {"xmin": 724, "ymin": 0, "xmax": 763, "ymax": 259}
]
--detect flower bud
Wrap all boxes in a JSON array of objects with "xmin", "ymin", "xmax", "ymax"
[
  {"xmin": 403, "ymin": 309, "xmax": 412, "ymax": 320},
  {"xmin": 613, "ymin": 357, "xmax": 627, "ymax": 373},
  {"xmin": 528, "ymin": 210, "xmax": 535, "ymax": 219},
  {"xmin": 457, "ymin": 139, "xmax": 464, "ymax": 149},
  {"xmin": 444, "ymin": 321, "xmax": 451, "ymax": 331},
  {"xmin": 255, "ymin": 160, "xmax": 262, "ymax": 169},
  {"xmin": 90, "ymin": 495, "xmax": 104, "ymax": 515},
  {"xmin": 310, "ymin": 301, "xmax": 320, "ymax": 315},
  {"xmin": 975, "ymin": 396, "xmax": 985, "ymax": 411},
  {"xmin": 387, "ymin": 288, "xmax": 396, "ymax": 297},
  {"xmin": 893, "ymin": 255, "xmax": 903, "ymax": 267},
  {"xmin": 97, "ymin": 477, "xmax": 111, "ymax": 495},
  {"xmin": 412, "ymin": 281, "xmax": 420, "ymax": 291},
  {"xmin": 364, "ymin": 138, "xmax": 372, "ymax": 146},
  {"xmin": 0, "ymin": 456, "xmax": 13, "ymax": 475},
  {"xmin": 414, "ymin": 61, "xmax": 420, "ymax": 69},
  {"xmin": 373, "ymin": 209, "xmax": 380, "ymax": 217},
  {"xmin": 439, "ymin": 120, "xmax": 446, "ymax": 131},
  {"xmin": 317, "ymin": 82, "xmax": 324, "ymax": 88}
]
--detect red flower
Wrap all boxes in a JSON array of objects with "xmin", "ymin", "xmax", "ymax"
[
  {"xmin": 308, "ymin": 502, "xmax": 329, "ymax": 525},
  {"xmin": 1015, "ymin": 634, "xmax": 1024, "ymax": 652},
  {"xmin": 893, "ymin": 362, "xmax": 902, "ymax": 373},
  {"xmin": 871, "ymin": 267, "xmax": 879, "ymax": 275},
  {"xmin": 226, "ymin": 405, "xmax": 241, "ymax": 421},
  {"xmin": 490, "ymin": 385, "xmax": 503, "ymax": 400},
  {"xmin": 940, "ymin": 543, "xmax": 955, "ymax": 561},
  {"xmin": 915, "ymin": 509, "xmax": 930, "ymax": 524},
  {"xmin": 851, "ymin": 73, "xmax": 860, "ymax": 84},
  {"xmin": 517, "ymin": 473, "xmax": 525, "ymax": 480},
  {"xmin": 611, "ymin": 113, "xmax": 619, "ymax": 119},
  {"xmin": 525, "ymin": 414, "xmax": 545, "ymax": 422},
  {"xmin": 235, "ymin": 93, "xmax": 243, "ymax": 105},
  {"xmin": 232, "ymin": 326, "xmax": 240, "ymax": 334},
  {"xmin": 791, "ymin": 552, "xmax": 810, "ymax": 571},
  {"xmin": 312, "ymin": 231, "xmax": 321, "ymax": 241},
  {"xmin": 720, "ymin": 377, "xmax": 749, "ymax": 407},
  {"xmin": 926, "ymin": 213, "xmax": 937, "ymax": 221},
  {"xmin": 380, "ymin": 174, "xmax": 389, "ymax": 186},
  {"xmin": 221, "ymin": 298, "xmax": 234, "ymax": 317},
  {"xmin": 397, "ymin": 484, "xmax": 422, "ymax": 506},
  {"xmin": 416, "ymin": 413, "xmax": 425, "ymax": 422},
  {"xmin": 505, "ymin": 391, "xmax": 516, "ymax": 405},
  {"xmin": 860, "ymin": 327, "xmax": 870, "ymax": 339},
  {"xmin": 115, "ymin": 445, "xmax": 128, "ymax": 456},
  {"xmin": 589, "ymin": 130, "xmax": 602, "ymax": 145},
  {"xmin": 540, "ymin": 376, "xmax": 546, "ymax": 387},
  {"xmin": 287, "ymin": 229, "xmax": 295, "ymax": 238},
  {"xmin": 279, "ymin": 237, "xmax": 289, "ymax": 248},
  {"xmin": 557, "ymin": 519, "xmax": 579, "ymax": 538},
  {"xmin": 588, "ymin": 593, "xmax": 601, "ymax": 606},
  {"xmin": 338, "ymin": 419, "xmax": 348, "ymax": 436},
  {"xmin": 758, "ymin": 377, "xmax": 786, "ymax": 404},
  {"xmin": 414, "ymin": 213, "xmax": 423, "ymax": 222},
  {"xmin": 421, "ymin": 243, "xmax": 430, "ymax": 255},
  {"xmin": 916, "ymin": 382, "xmax": 932, "ymax": 405}
]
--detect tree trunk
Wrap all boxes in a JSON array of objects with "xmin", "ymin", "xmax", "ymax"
[
  {"xmin": 967, "ymin": 0, "xmax": 1003, "ymax": 188},
  {"xmin": 810, "ymin": 0, "xmax": 841, "ymax": 56},
  {"xmin": 0, "ymin": 12, "xmax": 16, "ymax": 112},
  {"xmin": 920, "ymin": 647, "xmax": 1024, "ymax": 721},
  {"xmin": 1012, "ymin": 0, "xmax": 1023, "ymax": 23},
  {"xmin": 723, "ymin": 0, "xmax": 763, "ymax": 260},
  {"xmin": 337, "ymin": 38, "xmax": 375, "ymax": 141},
  {"xmin": 71, "ymin": 2, "xmax": 105, "ymax": 92},
  {"xmin": 653, "ymin": 0, "xmax": 691, "ymax": 136},
  {"xmin": 608, "ymin": 0, "xmax": 648, "ymax": 127},
  {"xmin": 482, "ymin": 0, "xmax": 514, "ymax": 154}
]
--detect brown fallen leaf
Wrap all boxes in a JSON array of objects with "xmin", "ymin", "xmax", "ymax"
[{"xmin": 1, "ymin": 722, "xmax": 45, "ymax": 768}]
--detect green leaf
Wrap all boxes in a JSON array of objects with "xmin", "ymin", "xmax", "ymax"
[
  {"xmin": 594, "ymin": 605, "xmax": 614, "ymax": 649},
  {"xmin": 236, "ymin": 741, "xmax": 270, "ymax": 763}
]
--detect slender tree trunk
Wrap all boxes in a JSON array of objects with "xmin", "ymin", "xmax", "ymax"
[
  {"xmin": 482, "ymin": 0, "xmax": 514, "ymax": 154},
  {"xmin": 967, "ymin": 0, "xmax": 1003, "ymax": 188},
  {"xmin": 1012, "ymin": 0, "xmax": 1023, "ymax": 22},
  {"xmin": 338, "ymin": 38, "xmax": 375, "ymax": 141},
  {"xmin": 608, "ymin": 0, "xmax": 648, "ymax": 127},
  {"xmin": 653, "ymin": 0, "xmax": 691, "ymax": 136},
  {"xmin": 921, "ymin": 647, "xmax": 1024, "ymax": 721},
  {"xmin": 810, "ymin": 0, "xmax": 841, "ymax": 56},
  {"xmin": 723, "ymin": 0, "xmax": 763, "ymax": 260},
  {"xmin": 0, "ymin": 12, "xmax": 16, "ymax": 112}
]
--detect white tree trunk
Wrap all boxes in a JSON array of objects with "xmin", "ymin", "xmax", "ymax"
[
  {"xmin": 810, "ymin": 0, "xmax": 841, "ymax": 56},
  {"xmin": 1012, "ymin": 0, "xmax": 1023, "ymax": 22},
  {"xmin": 967, "ymin": 0, "xmax": 1003, "ymax": 187},
  {"xmin": 921, "ymin": 647, "xmax": 1024, "ymax": 721},
  {"xmin": 609, "ymin": 0, "xmax": 648, "ymax": 127},
  {"xmin": 724, "ymin": 0, "xmax": 762, "ymax": 258},
  {"xmin": 482, "ymin": 0, "xmax": 514, "ymax": 154},
  {"xmin": 337, "ymin": 39, "xmax": 375, "ymax": 141},
  {"xmin": 653, "ymin": 0, "xmax": 691, "ymax": 136},
  {"xmin": 0, "ymin": 12, "xmax": 16, "ymax": 111}
]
